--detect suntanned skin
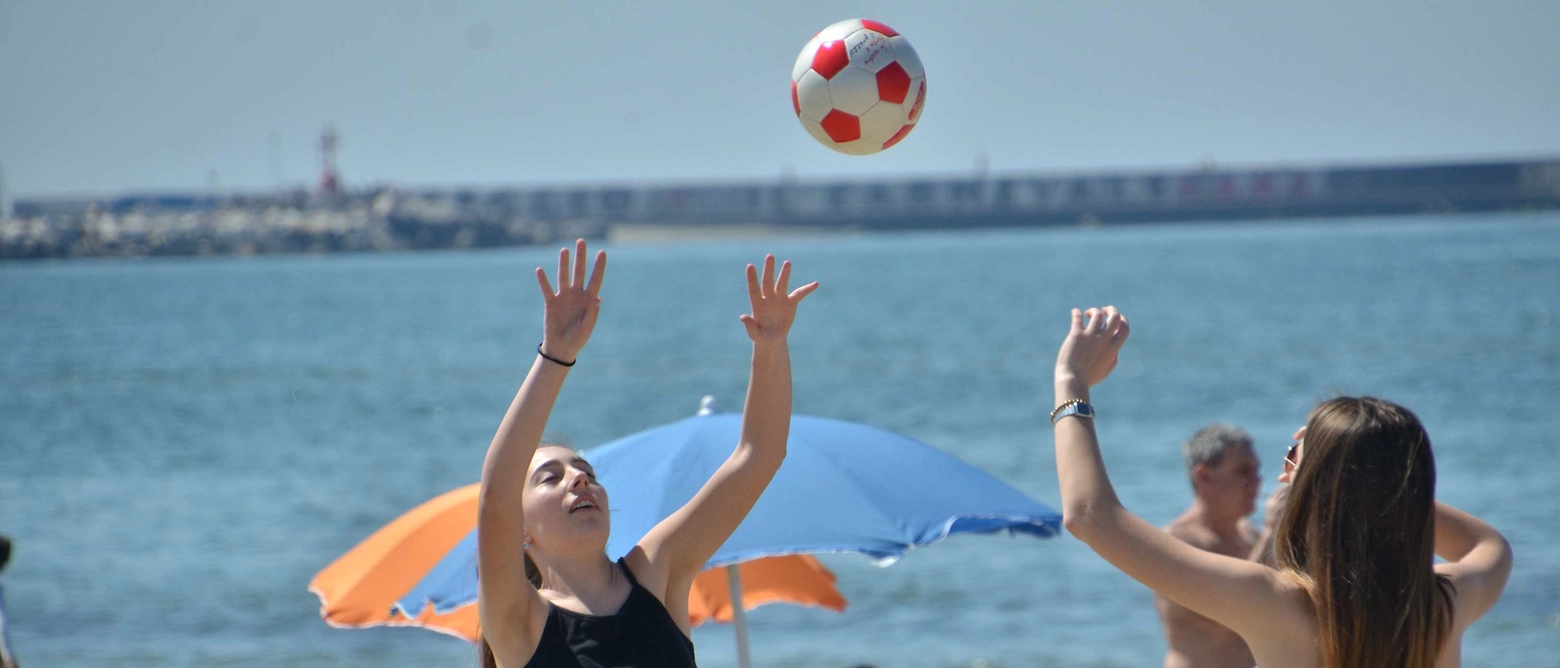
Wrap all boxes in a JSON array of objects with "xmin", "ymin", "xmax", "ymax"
[
  {"xmin": 1155, "ymin": 446, "xmax": 1262, "ymax": 668},
  {"xmin": 476, "ymin": 242, "xmax": 819, "ymax": 668},
  {"xmin": 1052, "ymin": 305, "xmax": 1513, "ymax": 668}
]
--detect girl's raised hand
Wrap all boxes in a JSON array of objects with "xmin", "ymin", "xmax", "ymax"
[
  {"xmin": 739, "ymin": 255, "xmax": 818, "ymax": 343},
  {"xmin": 535, "ymin": 239, "xmax": 606, "ymax": 362}
]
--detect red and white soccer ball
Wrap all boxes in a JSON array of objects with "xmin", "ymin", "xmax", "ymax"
[{"xmin": 791, "ymin": 18, "xmax": 926, "ymax": 156}]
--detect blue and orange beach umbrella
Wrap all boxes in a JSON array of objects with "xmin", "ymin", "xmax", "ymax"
[
  {"xmin": 315, "ymin": 396, "xmax": 1060, "ymax": 668},
  {"xmin": 309, "ymin": 482, "xmax": 847, "ymax": 643}
]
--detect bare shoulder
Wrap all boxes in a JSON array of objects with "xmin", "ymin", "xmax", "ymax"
[
  {"xmin": 1165, "ymin": 515, "xmax": 1218, "ymax": 551},
  {"xmin": 1243, "ymin": 572, "xmax": 1322, "ymax": 664},
  {"xmin": 621, "ymin": 545, "xmax": 671, "ymax": 603}
]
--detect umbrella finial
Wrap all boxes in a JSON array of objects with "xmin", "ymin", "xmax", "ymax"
[{"xmin": 697, "ymin": 395, "xmax": 721, "ymax": 416}]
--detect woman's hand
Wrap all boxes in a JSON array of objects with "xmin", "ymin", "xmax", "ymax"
[
  {"xmin": 535, "ymin": 239, "xmax": 606, "ymax": 362},
  {"xmin": 1261, "ymin": 483, "xmax": 1290, "ymax": 532},
  {"xmin": 739, "ymin": 255, "xmax": 818, "ymax": 343},
  {"xmin": 1055, "ymin": 306, "xmax": 1130, "ymax": 388}
]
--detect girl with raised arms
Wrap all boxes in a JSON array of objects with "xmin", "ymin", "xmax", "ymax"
[
  {"xmin": 1049, "ymin": 305, "xmax": 1512, "ymax": 668},
  {"xmin": 476, "ymin": 240, "xmax": 817, "ymax": 668}
]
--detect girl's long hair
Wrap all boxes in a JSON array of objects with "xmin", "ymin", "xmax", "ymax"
[{"xmin": 1274, "ymin": 396, "xmax": 1455, "ymax": 667}]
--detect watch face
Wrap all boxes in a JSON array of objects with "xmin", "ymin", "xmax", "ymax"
[{"xmin": 1078, "ymin": 403, "xmax": 1095, "ymax": 417}]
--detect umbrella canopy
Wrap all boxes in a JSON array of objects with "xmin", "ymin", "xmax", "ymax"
[
  {"xmin": 397, "ymin": 401, "xmax": 1060, "ymax": 619},
  {"xmin": 310, "ymin": 484, "xmax": 479, "ymax": 641},
  {"xmin": 689, "ymin": 550, "xmax": 845, "ymax": 624},
  {"xmin": 310, "ymin": 483, "xmax": 843, "ymax": 641}
]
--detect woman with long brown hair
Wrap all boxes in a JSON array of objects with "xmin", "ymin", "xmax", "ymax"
[
  {"xmin": 476, "ymin": 240, "xmax": 817, "ymax": 667},
  {"xmin": 1050, "ymin": 305, "xmax": 1512, "ymax": 667}
]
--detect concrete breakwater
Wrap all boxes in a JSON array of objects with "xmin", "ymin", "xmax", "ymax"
[
  {"xmin": 7, "ymin": 157, "xmax": 1559, "ymax": 260},
  {"xmin": 1, "ymin": 193, "xmax": 606, "ymax": 260}
]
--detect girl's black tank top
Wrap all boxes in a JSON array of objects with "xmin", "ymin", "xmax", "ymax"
[{"xmin": 522, "ymin": 558, "xmax": 698, "ymax": 668}]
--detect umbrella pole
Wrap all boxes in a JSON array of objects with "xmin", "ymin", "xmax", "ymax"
[{"xmin": 726, "ymin": 565, "xmax": 753, "ymax": 668}]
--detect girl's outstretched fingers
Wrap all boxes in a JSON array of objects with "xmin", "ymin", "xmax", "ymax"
[
  {"xmin": 585, "ymin": 249, "xmax": 607, "ymax": 296},
  {"xmin": 790, "ymin": 281, "xmax": 820, "ymax": 301},
  {"xmin": 739, "ymin": 256, "xmax": 817, "ymax": 342},
  {"xmin": 536, "ymin": 267, "xmax": 554, "ymax": 298}
]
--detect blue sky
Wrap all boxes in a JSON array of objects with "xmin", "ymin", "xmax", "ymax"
[{"xmin": 2, "ymin": 0, "xmax": 1557, "ymax": 197}]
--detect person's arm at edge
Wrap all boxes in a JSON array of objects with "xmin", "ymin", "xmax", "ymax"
[
  {"xmin": 0, "ymin": 580, "xmax": 16, "ymax": 668},
  {"xmin": 1432, "ymin": 500, "xmax": 1513, "ymax": 629}
]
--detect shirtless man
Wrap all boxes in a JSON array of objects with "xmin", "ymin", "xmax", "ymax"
[{"xmin": 1155, "ymin": 424, "xmax": 1272, "ymax": 668}]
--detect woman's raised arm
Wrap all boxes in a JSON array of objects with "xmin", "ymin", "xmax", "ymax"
[
  {"xmin": 477, "ymin": 240, "xmax": 605, "ymax": 666},
  {"xmin": 632, "ymin": 255, "xmax": 818, "ymax": 609},
  {"xmin": 1052, "ymin": 306, "xmax": 1293, "ymax": 639},
  {"xmin": 1432, "ymin": 501, "xmax": 1513, "ymax": 630}
]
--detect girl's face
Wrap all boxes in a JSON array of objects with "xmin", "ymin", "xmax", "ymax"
[{"xmin": 522, "ymin": 446, "xmax": 611, "ymax": 550}]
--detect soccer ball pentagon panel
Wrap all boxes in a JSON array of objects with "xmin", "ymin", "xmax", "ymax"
[{"xmin": 791, "ymin": 19, "xmax": 926, "ymax": 156}]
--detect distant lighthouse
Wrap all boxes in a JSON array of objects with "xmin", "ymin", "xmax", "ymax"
[{"xmin": 319, "ymin": 125, "xmax": 340, "ymax": 195}]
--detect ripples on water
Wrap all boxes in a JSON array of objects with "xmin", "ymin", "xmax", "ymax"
[{"xmin": 2, "ymin": 212, "xmax": 1557, "ymax": 666}]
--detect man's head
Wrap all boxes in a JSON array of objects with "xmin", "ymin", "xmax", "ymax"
[{"xmin": 1182, "ymin": 424, "xmax": 1261, "ymax": 517}]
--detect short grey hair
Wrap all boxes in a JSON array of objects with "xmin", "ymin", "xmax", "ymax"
[{"xmin": 1182, "ymin": 423, "xmax": 1254, "ymax": 477}]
